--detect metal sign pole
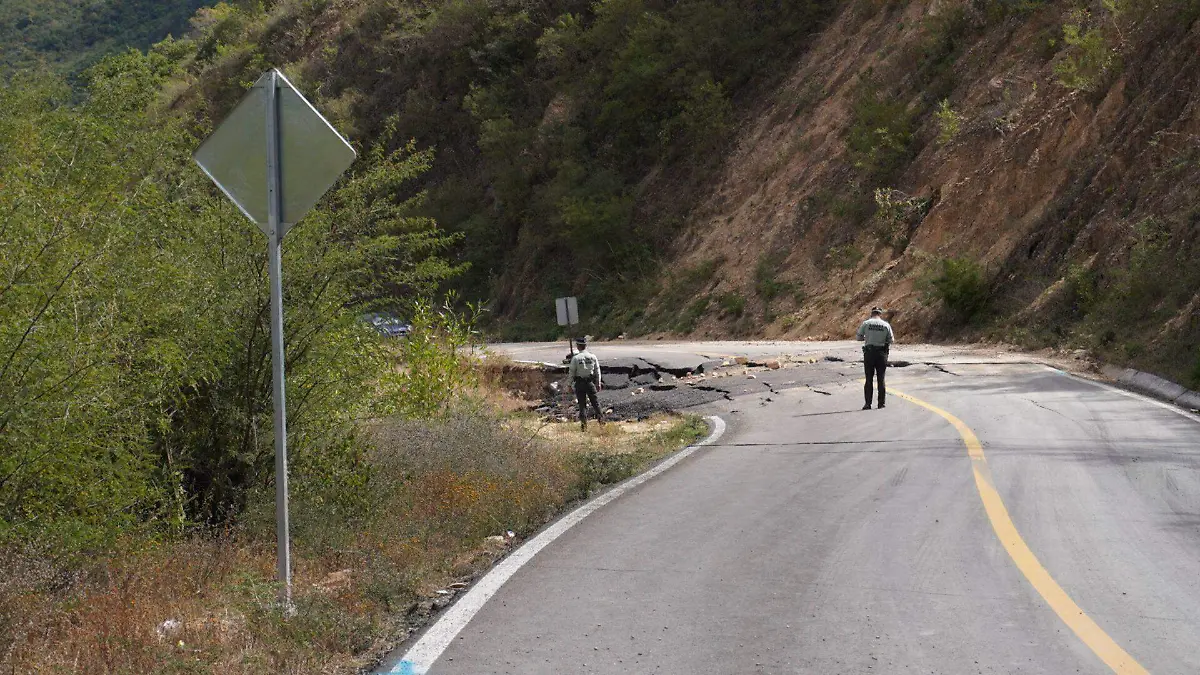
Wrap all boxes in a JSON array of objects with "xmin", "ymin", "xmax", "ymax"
[{"xmin": 265, "ymin": 70, "xmax": 292, "ymax": 609}]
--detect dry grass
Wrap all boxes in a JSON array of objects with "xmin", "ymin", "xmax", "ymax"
[{"xmin": 0, "ymin": 401, "xmax": 705, "ymax": 674}]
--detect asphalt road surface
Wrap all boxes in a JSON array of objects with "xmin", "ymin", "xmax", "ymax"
[{"xmin": 394, "ymin": 341, "xmax": 1200, "ymax": 674}]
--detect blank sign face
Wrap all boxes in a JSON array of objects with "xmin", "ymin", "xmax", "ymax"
[
  {"xmin": 556, "ymin": 297, "xmax": 579, "ymax": 326},
  {"xmin": 194, "ymin": 70, "xmax": 356, "ymax": 234}
]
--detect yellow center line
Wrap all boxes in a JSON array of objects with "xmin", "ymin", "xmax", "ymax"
[{"xmin": 893, "ymin": 388, "xmax": 1149, "ymax": 675}]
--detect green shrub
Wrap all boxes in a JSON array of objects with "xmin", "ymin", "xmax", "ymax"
[
  {"xmin": 674, "ymin": 296, "xmax": 711, "ymax": 333},
  {"xmin": 1054, "ymin": 14, "xmax": 1116, "ymax": 91},
  {"xmin": 754, "ymin": 252, "xmax": 796, "ymax": 301},
  {"xmin": 1064, "ymin": 264, "xmax": 1099, "ymax": 314},
  {"xmin": 934, "ymin": 98, "xmax": 963, "ymax": 145},
  {"xmin": 717, "ymin": 293, "xmax": 746, "ymax": 317},
  {"xmin": 873, "ymin": 188, "xmax": 930, "ymax": 246},
  {"xmin": 847, "ymin": 83, "xmax": 915, "ymax": 184},
  {"xmin": 930, "ymin": 257, "xmax": 989, "ymax": 319},
  {"xmin": 0, "ymin": 54, "xmax": 463, "ymax": 555},
  {"xmin": 826, "ymin": 244, "xmax": 864, "ymax": 270},
  {"xmin": 1190, "ymin": 350, "xmax": 1200, "ymax": 390}
]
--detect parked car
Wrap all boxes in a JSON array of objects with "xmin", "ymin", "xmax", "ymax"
[{"xmin": 360, "ymin": 312, "xmax": 411, "ymax": 338}]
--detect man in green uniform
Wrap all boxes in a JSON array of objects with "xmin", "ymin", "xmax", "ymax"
[
  {"xmin": 856, "ymin": 307, "xmax": 895, "ymax": 410},
  {"xmin": 568, "ymin": 337, "xmax": 604, "ymax": 430}
]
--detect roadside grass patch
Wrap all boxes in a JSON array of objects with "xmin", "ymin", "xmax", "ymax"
[{"xmin": 0, "ymin": 403, "xmax": 706, "ymax": 674}]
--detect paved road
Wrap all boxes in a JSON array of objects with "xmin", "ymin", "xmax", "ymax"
[{"xmin": 400, "ymin": 342, "xmax": 1200, "ymax": 674}]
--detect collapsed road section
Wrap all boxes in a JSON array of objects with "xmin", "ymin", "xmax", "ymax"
[{"xmin": 491, "ymin": 353, "xmax": 865, "ymax": 421}]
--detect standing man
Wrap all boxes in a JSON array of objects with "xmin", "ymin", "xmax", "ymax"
[
  {"xmin": 568, "ymin": 337, "xmax": 604, "ymax": 430},
  {"xmin": 856, "ymin": 307, "xmax": 894, "ymax": 410}
]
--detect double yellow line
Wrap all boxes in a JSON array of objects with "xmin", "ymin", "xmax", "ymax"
[{"xmin": 894, "ymin": 388, "xmax": 1149, "ymax": 675}]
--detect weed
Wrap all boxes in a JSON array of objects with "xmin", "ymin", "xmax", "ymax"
[
  {"xmin": 1054, "ymin": 12, "xmax": 1116, "ymax": 91},
  {"xmin": 674, "ymin": 295, "xmax": 711, "ymax": 333},
  {"xmin": 717, "ymin": 293, "xmax": 747, "ymax": 317},
  {"xmin": 847, "ymin": 82, "xmax": 915, "ymax": 184},
  {"xmin": 826, "ymin": 244, "xmax": 864, "ymax": 270},
  {"xmin": 929, "ymin": 257, "xmax": 989, "ymax": 320},
  {"xmin": 934, "ymin": 99, "xmax": 963, "ymax": 145},
  {"xmin": 754, "ymin": 252, "xmax": 797, "ymax": 301},
  {"xmin": 570, "ymin": 451, "xmax": 648, "ymax": 495},
  {"xmin": 1064, "ymin": 264, "xmax": 1099, "ymax": 315},
  {"xmin": 873, "ymin": 188, "xmax": 930, "ymax": 247}
]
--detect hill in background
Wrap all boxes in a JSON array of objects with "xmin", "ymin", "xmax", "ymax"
[{"xmin": 0, "ymin": 0, "xmax": 209, "ymax": 75}]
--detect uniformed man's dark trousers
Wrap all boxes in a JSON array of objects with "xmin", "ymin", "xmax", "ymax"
[
  {"xmin": 574, "ymin": 377, "xmax": 602, "ymax": 425},
  {"xmin": 863, "ymin": 346, "xmax": 888, "ymax": 407}
]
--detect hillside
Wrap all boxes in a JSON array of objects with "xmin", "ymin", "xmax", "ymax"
[
  {"xmin": 659, "ymin": 0, "xmax": 1200, "ymax": 386},
  {"xmin": 153, "ymin": 0, "xmax": 1200, "ymax": 389},
  {"xmin": 0, "ymin": 0, "xmax": 208, "ymax": 74}
]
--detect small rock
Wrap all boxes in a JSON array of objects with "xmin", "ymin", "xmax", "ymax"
[
  {"xmin": 746, "ymin": 374, "xmax": 757, "ymax": 379},
  {"xmin": 763, "ymin": 359, "xmax": 781, "ymax": 370},
  {"xmin": 313, "ymin": 569, "xmax": 353, "ymax": 594},
  {"xmin": 734, "ymin": 356, "xmax": 749, "ymax": 365},
  {"xmin": 155, "ymin": 619, "xmax": 182, "ymax": 640}
]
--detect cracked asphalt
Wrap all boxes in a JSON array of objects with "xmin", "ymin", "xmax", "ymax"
[{"xmin": 409, "ymin": 341, "xmax": 1200, "ymax": 674}]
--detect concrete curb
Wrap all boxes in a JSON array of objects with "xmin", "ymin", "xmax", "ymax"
[{"xmin": 1100, "ymin": 365, "xmax": 1200, "ymax": 412}]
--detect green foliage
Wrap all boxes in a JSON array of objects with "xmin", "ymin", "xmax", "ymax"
[
  {"xmin": 847, "ymin": 82, "xmax": 915, "ymax": 184},
  {"xmin": 1064, "ymin": 263, "xmax": 1099, "ymax": 314},
  {"xmin": 1054, "ymin": 14, "xmax": 1116, "ymax": 91},
  {"xmin": 826, "ymin": 244, "xmax": 864, "ymax": 270},
  {"xmin": 717, "ymin": 293, "xmax": 746, "ymax": 317},
  {"xmin": 568, "ymin": 415, "xmax": 706, "ymax": 496},
  {"xmin": 385, "ymin": 298, "xmax": 484, "ymax": 419},
  {"xmin": 675, "ymin": 296, "xmax": 711, "ymax": 333},
  {"xmin": 0, "ymin": 0, "xmax": 208, "ymax": 76},
  {"xmin": 935, "ymin": 99, "xmax": 964, "ymax": 145},
  {"xmin": 930, "ymin": 257, "xmax": 989, "ymax": 320},
  {"xmin": 873, "ymin": 188, "xmax": 930, "ymax": 247},
  {"xmin": 1190, "ymin": 349, "xmax": 1200, "ymax": 390},
  {"xmin": 267, "ymin": 0, "xmax": 837, "ymax": 319},
  {"xmin": 753, "ymin": 252, "xmax": 799, "ymax": 302},
  {"xmin": 0, "ymin": 52, "xmax": 462, "ymax": 555},
  {"xmin": 1106, "ymin": 218, "xmax": 1176, "ymax": 312}
]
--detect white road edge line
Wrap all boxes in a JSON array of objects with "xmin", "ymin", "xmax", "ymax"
[
  {"xmin": 387, "ymin": 415, "xmax": 728, "ymax": 675},
  {"xmin": 1043, "ymin": 365, "xmax": 1200, "ymax": 425}
]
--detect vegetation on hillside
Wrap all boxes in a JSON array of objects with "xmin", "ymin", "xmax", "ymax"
[
  {"xmin": 0, "ymin": 0, "xmax": 208, "ymax": 75},
  {"xmin": 0, "ymin": 41, "xmax": 711, "ymax": 671},
  {"xmin": 0, "ymin": 45, "xmax": 464, "ymax": 558},
  {"xmin": 147, "ymin": 0, "xmax": 839, "ymax": 339}
]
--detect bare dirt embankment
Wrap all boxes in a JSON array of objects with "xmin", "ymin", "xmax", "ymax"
[{"xmin": 648, "ymin": 0, "xmax": 1199, "ymax": 388}]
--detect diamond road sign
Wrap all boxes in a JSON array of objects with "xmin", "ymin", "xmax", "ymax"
[{"xmin": 194, "ymin": 70, "xmax": 356, "ymax": 235}]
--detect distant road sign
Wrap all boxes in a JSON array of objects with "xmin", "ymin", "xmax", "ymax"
[
  {"xmin": 556, "ymin": 297, "xmax": 579, "ymax": 326},
  {"xmin": 194, "ymin": 70, "xmax": 356, "ymax": 235}
]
